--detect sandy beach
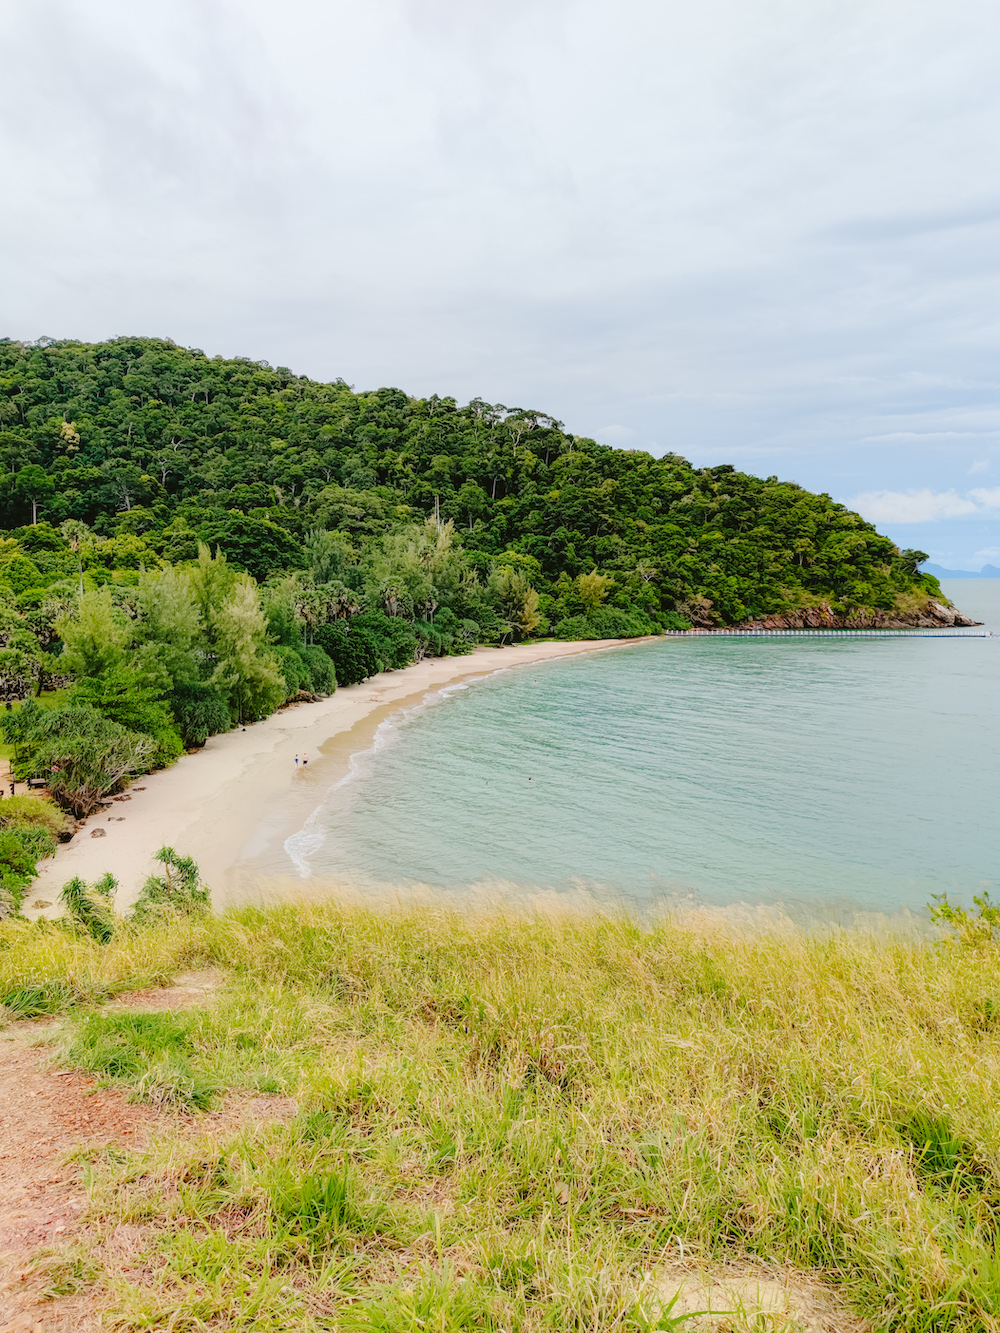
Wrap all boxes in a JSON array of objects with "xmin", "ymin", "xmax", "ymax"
[{"xmin": 27, "ymin": 637, "xmax": 651, "ymax": 915}]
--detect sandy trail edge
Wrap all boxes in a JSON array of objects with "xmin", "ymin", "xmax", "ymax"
[{"xmin": 27, "ymin": 638, "xmax": 653, "ymax": 914}]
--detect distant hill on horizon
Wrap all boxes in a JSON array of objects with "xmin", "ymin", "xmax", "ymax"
[{"xmin": 922, "ymin": 563, "xmax": 1000, "ymax": 579}]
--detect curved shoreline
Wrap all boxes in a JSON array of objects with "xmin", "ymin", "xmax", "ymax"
[{"xmin": 27, "ymin": 637, "xmax": 657, "ymax": 915}]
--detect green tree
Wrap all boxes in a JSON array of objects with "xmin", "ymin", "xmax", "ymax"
[
  {"xmin": 196, "ymin": 513, "xmax": 302, "ymax": 583},
  {"xmin": 303, "ymin": 528, "xmax": 351, "ymax": 584},
  {"xmin": 0, "ymin": 635, "xmax": 43, "ymax": 701},
  {"xmin": 68, "ymin": 669, "xmax": 183, "ymax": 768},
  {"xmin": 168, "ymin": 682, "xmax": 231, "ymax": 748},
  {"xmin": 14, "ymin": 464, "xmax": 54, "ymax": 526},
  {"xmin": 55, "ymin": 587, "xmax": 127, "ymax": 679},
  {"xmin": 210, "ymin": 578, "xmax": 286, "ymax": 723},
  {"xmin": 487, "ymin": 565, "xmax": 544, "ymax": 640},
  {"xmin": 60, "ymin": 519, "xmax": 92, "ymax": 595},
  {"xmin": 135, "ymin": 567, "xmax": 203, "ymax": 691}
]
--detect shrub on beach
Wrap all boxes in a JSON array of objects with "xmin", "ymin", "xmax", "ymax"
[
  {"xmin": 56, "ymin": 846, "xmax": 211, "ymax": 940},
  {"xmin": 313, "ymin": 621, "xmax": 381, "ymax": 686},
  {"xmin": 0, "ymin": 793, "xmax": 68, "ymax": 915},
  {"xmin": 273, "ymin": 643, "xmax": 314, "ymax": 699},
  {"xmin": 299, "ymin": 643, "xmax": 336, "ymax": 694},
  {"xmin": 168, "ymin": 681, "xmax": 231, "ymax": 749},
  {"xmin": 59, "ymin": 872, "xmax": 118, "ymax": 944},
  {"xmin": 1, "ymin": 700, "xmax": 154, "ymax": 817},
  {"xmin": 272, "ymin": 642, "xmax": 337, "ymax": 701}
]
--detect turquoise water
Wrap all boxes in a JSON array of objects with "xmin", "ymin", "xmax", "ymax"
[{"xmin": 277, "ymin": 581, "xmax": 999, "ymax": 917}]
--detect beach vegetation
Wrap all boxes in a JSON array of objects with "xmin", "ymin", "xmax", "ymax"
[
  {"xmin": 2, "ymin": 893, "xmax": 1000, "ymax": 1329},
  {"xmin": 57, "ymin": 846, "xmax": 208, "ymax": 943},
  {"xmin": 0, "ymin": 793, "xmax": 69, "ymax": 914},
  {"xmin": 930, "ymin": 890, "xmax": 1000, "ymax": 948},
  {"xmin": 129, "ymin": 844, "xmax": 212, "ymax": 924},
  {"xmin": 58, "ymin": 870, "xmax": 118, "ymax": 943},
  {"xmin": 1, "ymin": 699, "xmax": 155, "ymax": 816},
  {"xmin": 167, "ymin": 680, "xmax": 231, "ymax": 748}
]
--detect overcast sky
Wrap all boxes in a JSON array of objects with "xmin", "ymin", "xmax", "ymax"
[{"xmin": 1, "ymin": 0, "xmax": 998, "ymax": 567}]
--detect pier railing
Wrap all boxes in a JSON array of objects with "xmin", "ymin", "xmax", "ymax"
[{"xmin": 664, "ymin": 628, "xmax": 994, "ymax": 638}]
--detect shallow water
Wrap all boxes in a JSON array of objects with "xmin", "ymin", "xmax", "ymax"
[{"xmin": 259, "ymin": 582, "xmax": 999, "ymax": 917}]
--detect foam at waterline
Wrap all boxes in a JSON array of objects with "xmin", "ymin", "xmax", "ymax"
[{"xmin": 282, "ymin": 674, "xmax": 490, "ymax": 877}]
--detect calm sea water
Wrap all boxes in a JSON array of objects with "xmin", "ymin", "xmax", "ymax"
[{"xmin": 274, "ymin": 581, "xmax": 999, "ymax": 917}]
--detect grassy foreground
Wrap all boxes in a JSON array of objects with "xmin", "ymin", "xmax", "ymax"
[{"xmin": 3, "ymin": 901, "xmax": 1000, "ymax": 1331}]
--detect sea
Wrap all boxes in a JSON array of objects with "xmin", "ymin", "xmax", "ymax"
[{"xmin": 263, "ymin": 581, "xmax": 999, "ymax": 921}]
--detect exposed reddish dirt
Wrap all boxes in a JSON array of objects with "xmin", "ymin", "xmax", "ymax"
[{"xmin": 0, "ymin": 1022, "xmax": 162, "ymax": 1332}]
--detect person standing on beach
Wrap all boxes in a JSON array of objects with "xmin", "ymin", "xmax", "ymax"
[
  {"xmin": 294, "ymin": 754, "xmax": 299, "ymax": 765},
  {"xmin": 302, "ymin": 754, "xmax": 308, "ymax": 766}
]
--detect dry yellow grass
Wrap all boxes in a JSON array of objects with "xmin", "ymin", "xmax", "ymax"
[{"xmin": 3, "ymin": 898, "xmax": 999, "ymax": 1329}]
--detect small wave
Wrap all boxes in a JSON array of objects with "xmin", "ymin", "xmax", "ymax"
[{"xmin": 281, "ymin": 673, "xmax": 497, "ymax": 876}]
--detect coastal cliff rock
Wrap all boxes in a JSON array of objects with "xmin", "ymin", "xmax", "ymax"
[{"xmin": 731, "ymin": 599, "xmax": 980, "ymax": 630}]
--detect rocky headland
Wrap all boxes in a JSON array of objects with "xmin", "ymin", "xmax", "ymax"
[{"xmin": 732, "ymin": 599, "xmax": 980, "ymax": 631}]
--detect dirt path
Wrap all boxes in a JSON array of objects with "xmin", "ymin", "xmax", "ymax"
[{"xmin": 0, "ymin": 1021, "xmax": 161, "ymax": 1333}]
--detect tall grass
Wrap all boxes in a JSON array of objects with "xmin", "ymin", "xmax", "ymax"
[
  {"xmin": 0, "ymin": 911, "xmax": 212, "ymax": 1018},
  {"xmin": 6, "ymin": 900, "xmax": 1000, "ymax": 1329}
]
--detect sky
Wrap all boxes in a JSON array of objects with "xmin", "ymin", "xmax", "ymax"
[{"xmin": 1, "ymin": 0, "xmax": 998, "ymax": 568}]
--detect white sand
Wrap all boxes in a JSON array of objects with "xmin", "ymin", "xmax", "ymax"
[{"xmin": 28, "ymin": 638, "xmax": 650, "ymax": 914}]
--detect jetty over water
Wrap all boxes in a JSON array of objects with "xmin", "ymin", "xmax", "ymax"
[{"xmin": 664, "ymin": 628, "xmax": 994, "ymax": 638}]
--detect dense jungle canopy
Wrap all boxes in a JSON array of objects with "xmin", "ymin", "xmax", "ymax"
[{"xmin": 0, "ymin": 335, "xmax": 933, "ymax": 630}]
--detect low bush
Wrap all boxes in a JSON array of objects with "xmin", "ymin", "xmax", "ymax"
[
  {"xmin": 0, "ymin": 794, "xmax": 68, "ymax": 914},
  {"xmin": 1, "ymin": 700, "xmax": 154, "ymax": 816},
  {"xmin": 128, "ymin": 845, "xmax": 211, "ymax": 926}
]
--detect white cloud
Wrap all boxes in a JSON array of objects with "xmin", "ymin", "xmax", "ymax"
[
  {"xmin": 593, "ymin": 424, "xmax": 636, "ymax": 443},
  {"xmin": 848, "ymin": 488, "xmax": 1000, "ymax": 523},
  {"xmin": 967, "ymin": 458, "xmax": 990, "ymax": 473}
]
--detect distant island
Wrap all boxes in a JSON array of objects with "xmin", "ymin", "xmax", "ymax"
[{"xmin": 922, "ymin": 563, "xmax": 1000, "ymax": 579}]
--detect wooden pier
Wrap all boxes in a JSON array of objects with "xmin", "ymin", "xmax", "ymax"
[{"xmin": 664, "ymin": 628, "xmax": 993, "ymax": 638}]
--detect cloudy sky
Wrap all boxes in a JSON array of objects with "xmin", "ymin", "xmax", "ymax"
[{"xmin": 2, "ymin": 0, "xmax": 998, "ymax": 567}]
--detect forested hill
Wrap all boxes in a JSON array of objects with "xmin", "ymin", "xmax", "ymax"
[{"xmin": 0, "ymin": 336, "xmax": 941, "ymax": 632}]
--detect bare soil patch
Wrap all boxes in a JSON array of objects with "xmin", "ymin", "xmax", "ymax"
[
  {"xmin": 106, "ymin": 967, "xmax": 224, "ymax": 1012},
  {"xmin": 650, "ymin": 1259, "xmax": 870, "ymax": 1332},
  {"xmin": 0, "ymin": 1021, "xmax": 161, "ymax": 1332}
]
